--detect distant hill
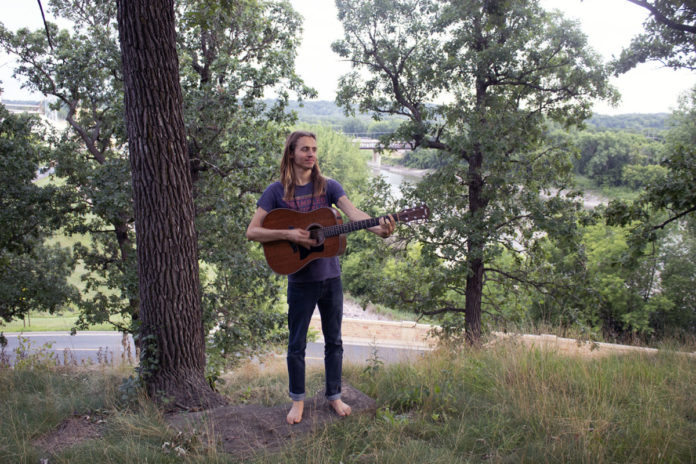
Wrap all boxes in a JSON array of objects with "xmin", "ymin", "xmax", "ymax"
[
  {"xmin": 583, "ymin": 113, "xmax": 670, "ymax": 133},
  {"xmin": 284, "ymin": 100, "xmax": 672, "ymax": 135}
]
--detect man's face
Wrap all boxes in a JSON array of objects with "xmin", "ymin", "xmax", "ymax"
[{"xmin": 292, "ymin": 136, "xmax": 318, "ymax": 170}]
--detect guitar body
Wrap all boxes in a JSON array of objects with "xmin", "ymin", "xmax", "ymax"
[{"xmin": 262, "ymin": 207, "xmax": 347, "ymax": 275}]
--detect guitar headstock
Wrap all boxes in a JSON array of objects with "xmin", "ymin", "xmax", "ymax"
[{"xmin": 395, "ymin": 204, "xmax": 430, "ymax": 223}]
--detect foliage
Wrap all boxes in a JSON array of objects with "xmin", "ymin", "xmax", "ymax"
[
  {"xmin": 0, "ymin": 0, "xmax": 137, "ymax": 332},
  {"xmin": 0, "ymin": 104, "xmax": 76, "ymax": 322},
  {"xmin": 622, "ymin": 163, "xmax": 668, "ymax": 189},
  {"xmin": 301, "ymin": 124, "xmax": 370, "ymax": 197},
  {"xmin": 656, "ymin": 218, "xmax": 696, "ymax": 334},
  {"xmin": 285, "ymin": 99, "xmax": 404, "ymax": 135},
  {"xmin": 399, "ymin": 147, "xmax": 450, "ymax": 169},
  {"xmin": 332, "ymin": 0, "xmax": 615, "ymax": 341},
  {"xmin": 580, "ymin": 223, "xmax": 668, "ymax": 337},
  {"xmin": 613, "ymin": 0, "xmax": 696, "ymax": 72},
  {"xmin": 572, "ymin": 130, "xmax": 662, "ymax": 186},
  {"xmin": 0, "ymin": 0, "xmax": 312, "ymax": 366},
  {"xmin": 176, "ymin": 0, "xmax": 314, "ymax": 368},
  {"xmin": 606, "ymin": 87, "xmax": 696, "ymax": 244}
]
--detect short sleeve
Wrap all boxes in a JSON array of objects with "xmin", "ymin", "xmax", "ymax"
[
  {"xmin": 257, "ymin": 182, "xmax": 284, "ymax": 212},
  {"xmin": 326, "ymin": 179, "xmax": 346, "ymax": 206}
]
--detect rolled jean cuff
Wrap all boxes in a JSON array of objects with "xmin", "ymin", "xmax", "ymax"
[
  {"xmin": 326, "ymin": 392, "xmax": 341, "ymax": 401},
  {"xmin": 289, "ymin": 391, "xmax": 306, "ymax": 401}
]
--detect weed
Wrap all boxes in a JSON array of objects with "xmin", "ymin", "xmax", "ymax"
[
  {"xmin": 362, "ymin": 343, "xmax": 383, "ymax": 378},
  {"xmin": 12, "ymin": 335, "xmax": 57, "ymax": 369}
]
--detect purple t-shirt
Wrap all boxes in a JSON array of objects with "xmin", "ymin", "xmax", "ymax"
[{"xmin": 257, "ymin": 179, "xmax": 346, "ymax": 283}]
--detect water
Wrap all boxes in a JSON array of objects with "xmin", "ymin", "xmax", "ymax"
[
  {"xmin": 372, "ymin": 164, "xmax": 606, "ymax": 209},
  {"xmin": 370, "ymin": 164, "xmax": 425, "ymax": 199}
]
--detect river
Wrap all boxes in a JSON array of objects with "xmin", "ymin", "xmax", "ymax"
[
  {"xmin": 369, "ymin": 162, "xmax": 428, "ymax": 198},
  {"xmin": 370, "ymin": 162, "xmax": 607, "ymax": 209}
]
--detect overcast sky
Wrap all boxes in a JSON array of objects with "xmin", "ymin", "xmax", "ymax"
[{"xmin": 1, "ymin": 0, "xmax": 694, "ymax": 115}]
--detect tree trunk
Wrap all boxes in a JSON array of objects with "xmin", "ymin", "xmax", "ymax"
[
  {"xmin": 464, "ymin": 75, "xmax": 489, "ymax": 346},
  {"xmin": 117, "ymin": 0, "xmax": 225, "ymax": 409},
  {"xmin": 465, "ymin": 148, "xmax": 485, "ymax": 345}
]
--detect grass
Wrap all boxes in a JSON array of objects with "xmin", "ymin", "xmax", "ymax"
[
  {"xmin": 2, "ymin": 338, "xmax": 695, "ymax": 463},
  {"xmin": 0, "ymin": 310, "xmax": 123, "ymax": 333}
]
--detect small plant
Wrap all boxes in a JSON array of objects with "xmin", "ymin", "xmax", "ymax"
[
  {"xmin": 62, "ymin": 347, "xmax": 78, "ymax": 366},
  {"xmin": 135, "ymin": 333, "xmax": 159, "ymax": 381},
  {"xmin": 362, "ymin": 342, "xmax": 383, "ymax": 377},
  {"xmin": 117, "ymin": 374, "xmax": 142, "ymax": 406},
  {"xmin": 0, "ymin": 332, "xmax": 9, "ymax": 368},
  {"xmin": 377, "ymin": 406, "xmax": 410, "ymax": 426},
  {"xmin": 161, "ymin": 430, "xmax": 202, "ymax": 457},
  {"xmin": 120, "ymin": 332, "xmax": 134, "ymax": 364},
  {"xmin": 96, "ymin": 346, "xmax": 113, "ymax": 366}
]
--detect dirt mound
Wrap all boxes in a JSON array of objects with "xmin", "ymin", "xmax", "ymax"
[{"xmin": 166, "ymin": 382, "xmax": 376, "ymax": 458}]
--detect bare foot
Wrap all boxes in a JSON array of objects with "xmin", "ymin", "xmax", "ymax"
[
  {"xmin": 329, "ymin": 398, "xmax": 352, "ymax": 417},
  {"xmin": 286, "ymin": 400, "xmax": 304, "ymax": 425}
]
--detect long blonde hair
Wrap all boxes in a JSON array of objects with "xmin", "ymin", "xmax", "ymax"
[{"xmin": 280, "ymin": 130, "xmax": 327, "ymax": 202}]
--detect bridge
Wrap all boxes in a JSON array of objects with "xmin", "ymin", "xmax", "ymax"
[
  {"xmin": 357, "ymin": 138, "xmax": 414, "ymax": 150},
  {"xmin": 353, "ymin": 137, "xmax": 414, "ymax": 165}
]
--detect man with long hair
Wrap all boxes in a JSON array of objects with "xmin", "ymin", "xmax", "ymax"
[{"xmin": 246, "ymin": 130, "xmax": 394, "ymax": 424}]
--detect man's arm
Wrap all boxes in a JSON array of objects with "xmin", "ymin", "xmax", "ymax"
[
  {"xmin": 245, "ymin": 207, "xmax": 318, "ymax": 247},
  {"xmin": 335, "ymin": 196, "xmax": 395, "ymax": 238}
]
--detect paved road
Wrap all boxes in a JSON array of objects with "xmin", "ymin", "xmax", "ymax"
[
  {"xmin": 3, "ymin": 332, "xmax": 136, "ymax": 366},
  {"xmin": 2, "ymin": 332, "xmax": 430, "ymax": 366}
]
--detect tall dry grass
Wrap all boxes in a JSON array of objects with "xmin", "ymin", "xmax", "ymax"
[{"xmin": 1, "ymin": 338, "xmax": 694, "ymax": 463}]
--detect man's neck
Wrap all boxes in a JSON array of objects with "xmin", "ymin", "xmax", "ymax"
[{"xmin": 294, "ymin": 167, "xmax": 312, "ymax": 186}]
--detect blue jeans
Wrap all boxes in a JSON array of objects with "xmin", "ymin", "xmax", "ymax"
[{"xmin": 286, "ymin": 277, "xmax": 343, "ymax": 401}]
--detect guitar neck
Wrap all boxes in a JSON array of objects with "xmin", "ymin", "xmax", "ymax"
[{"xmin": 323, "ymin": 215, "xmax": 397, "ymax": 238}]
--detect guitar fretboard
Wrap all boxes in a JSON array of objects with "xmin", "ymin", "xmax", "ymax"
[{"xmin": 323, "ymin": 216, "xmax": 397, "ymax": 238}]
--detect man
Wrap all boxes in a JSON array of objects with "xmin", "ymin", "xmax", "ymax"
[{"xmin": 246, "ymin": 130, "xmax": 394, "ymax": 424}]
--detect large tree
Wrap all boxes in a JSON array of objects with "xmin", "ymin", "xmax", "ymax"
[
  {"xmin": 116, "ymin": 0, "xmax": 224, "ymax": 407},
  {"xmin": 333, "ymin": 0, "xmax": 614, "ymax": 342}
]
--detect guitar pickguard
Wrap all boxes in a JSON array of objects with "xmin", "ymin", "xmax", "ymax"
[{"xmin": 296, "ymin": 242, "xmax": 324, "ymax": 260}]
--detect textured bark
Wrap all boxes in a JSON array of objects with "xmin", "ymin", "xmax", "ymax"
[
  {"xmin": 465, "ymin": 147, "xmax": 484, "ymax": 345},
  {"xmin": 464, "ymin": 75, "xmax": 489, "ymax": 346},
  {"xmin": 117, "ymin": 0, "xmax": 225, "ymax": 409}
]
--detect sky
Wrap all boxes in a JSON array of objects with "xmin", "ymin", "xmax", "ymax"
[{"xmin": 1, "ymin": 0, "xmax": 694, "ymax": 115}]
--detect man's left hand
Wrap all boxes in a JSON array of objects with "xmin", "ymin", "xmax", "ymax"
[{"xmin": 377, "ymin": 214, "xmax": 396, "ymax": 238}]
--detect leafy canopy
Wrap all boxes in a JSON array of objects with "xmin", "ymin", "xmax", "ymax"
[{"xmin": 333, "ymin": 0, "xmax": 615, "ymax": 341}]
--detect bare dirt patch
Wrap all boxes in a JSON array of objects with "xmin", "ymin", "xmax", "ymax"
[
  {"xmin": 33, "ymin": 415, "xmax": 105, "ymax": 455},
  {"xmin": 166, "ymin": 382, "xmax": 376, "ymax": 458}
]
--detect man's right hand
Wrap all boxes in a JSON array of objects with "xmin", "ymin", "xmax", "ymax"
[{"xmin": 286, "ymin": 228, "xmax": 319, "ymax": 249}]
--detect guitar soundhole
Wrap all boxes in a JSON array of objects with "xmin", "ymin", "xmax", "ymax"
[{"xmin": 293, "ymin": 224, "xmax": 325, "ymax": 260}]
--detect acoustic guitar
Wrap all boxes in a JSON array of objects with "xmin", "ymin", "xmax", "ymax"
[{"xmin": 261, "ymin": 205, "xmax": 430, "ymax": 275}]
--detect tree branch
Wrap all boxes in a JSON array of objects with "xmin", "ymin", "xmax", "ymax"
[
  {"xmin": 652, "ymin": 204, "xmax": 696, "ymax": 230},
  {"xmin": 419, "ymin": 306, "xmax": 466, "ymax": 316},
  {"xmin": 626, "ymin": 0, "xmax": 696, "ymax": 34}
]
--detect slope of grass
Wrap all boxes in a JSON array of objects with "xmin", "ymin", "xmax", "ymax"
[{"xmin": 2, "ymin": 339, "xmax": 694, "ymax": 463}]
